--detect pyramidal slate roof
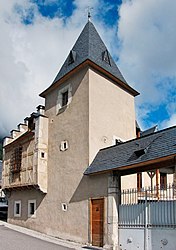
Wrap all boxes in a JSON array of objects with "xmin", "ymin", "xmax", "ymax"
[
  {"xmin": 40, "ymin": 20, "xmax": 139, "ymax": 97},
  {"xmin": 53, "ymin": 21, "xmax": 127, "ymax": 85},
  {"xmin": 85, "ymin": 126, "xmax": 176, "ymax": 175}
]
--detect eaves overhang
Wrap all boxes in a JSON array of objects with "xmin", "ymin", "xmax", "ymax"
[
  {"xmin": 3, "ymin": 184, "xmax": 46, "ymax": 194},
  {"xmin": 4, "ymin": 131, "xmax": 34, "ymax": 149},
  {"xmin": 40, "ymin": 59, "xmax": 139, "ymax": 98},
  {"xmin": 85, "ymin": 154, "xmax": 176, "ymax": 176}
]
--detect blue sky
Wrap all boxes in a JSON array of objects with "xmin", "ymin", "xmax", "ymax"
[
  {"xmin": 32, "ymin": 0, "xmax": 75, "ymax": 20},
  {"xmin": 0, "ymin": 0, "xmax": 176, "ymax": 137}
]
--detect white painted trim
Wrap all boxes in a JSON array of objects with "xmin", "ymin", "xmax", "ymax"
[
  {"xmin": 60, "ymin": 140, "xmax": 68, "ymax": 151},
  {"xmin": 61, "ymin": 203, "xmax": 68, "ymax": 211},
  {"xmin": 56, "ymin": 84, "xmax": 72, "ymax": 114}
]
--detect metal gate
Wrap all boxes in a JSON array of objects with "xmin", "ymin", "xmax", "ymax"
[{"xmin": 118, "ymin": 184, "xmax": 176, "ymax": 250}]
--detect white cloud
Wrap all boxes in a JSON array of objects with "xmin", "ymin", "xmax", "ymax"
[
  {"xmin": 161, "ymin": 113, "xmax": 176, "ymax": 128},
  {"xmin": 0, "ymin": 0, "xmax": 116, "ymax": 137},
  {"xmin": 1, "ymin": 0, "xmax": 175, "ymax": 138},
  {"xmin": 0, "ymin": 0, "xmax": 85, "ymax": 137},
  {"xmin": 117, "ymin": 0, "xmax": 176, "ymax": 129}
]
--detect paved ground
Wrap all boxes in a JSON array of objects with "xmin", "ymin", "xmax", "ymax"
[{"xmin": 0, "ymin": 221, "xmax": 84, "ymax": 250}]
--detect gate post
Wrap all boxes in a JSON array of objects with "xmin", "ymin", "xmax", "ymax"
[
  {"xmin": 105, "ymin": 173, "xmax": 120, "ymax": 250},
  {"xmin": 144, "ymin": 190, "xmax": 148, "ymax": 250}
]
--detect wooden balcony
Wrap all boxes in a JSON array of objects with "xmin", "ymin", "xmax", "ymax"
[{"xmin": 2, "ymin": 111, "xmax": 48, "ymax": 193}]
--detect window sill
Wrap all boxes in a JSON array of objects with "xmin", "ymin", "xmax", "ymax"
[
  {"xmin": 14, "ymin": 214, "xmax": 21, "ymax": 218},
  {"xmin": 57, "ymin": 104, "xmax": 69, "ymax": 115},
  {"xmin": 28, "ymin": 214, "xmax": 36, "ymax": 219}
]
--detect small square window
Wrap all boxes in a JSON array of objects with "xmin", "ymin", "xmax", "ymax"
[
  {"xmin": 28, "ymin": 200, "xmax": 36, "ymax": 218},
  {"xmin": 62, "ymin": 90, "xmax": 68, "ymax": 107},
  {"xmin": 14, "ymin": 200, "xmax": 21, "ymax": 217},
  {"xmin": 60, "ymin": 140, "xmax": 68, "ymax": 151}
]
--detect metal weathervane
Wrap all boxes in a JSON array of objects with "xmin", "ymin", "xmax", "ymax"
[{"xmin": 87, "ymin": 6, "xmax": 93, "ymax": 21}]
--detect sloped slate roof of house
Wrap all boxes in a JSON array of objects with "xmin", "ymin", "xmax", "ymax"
[
  {"xmin": 141, "ymin": 125, "xmax": 158, "ymax": 137},
  {"xmin": 85, "ymin": 126, "xmax": 176, "ymax": 175},
  {"xmin": 52, "ymin": 21, "xmax": 127, "ymax": 85}
]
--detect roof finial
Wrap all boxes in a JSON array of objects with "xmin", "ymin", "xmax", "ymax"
[{"xmin": 87, "ymin": 6, "xmax": 93, "ymax": 21}]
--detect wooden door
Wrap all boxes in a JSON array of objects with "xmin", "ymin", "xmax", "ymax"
[{"xmin": 91, "ymin": 198, "xmax": 104, "ymax": 247}]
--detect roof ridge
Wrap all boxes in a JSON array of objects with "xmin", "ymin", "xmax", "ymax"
[{"xmin": 88, "ymin": 21, "xmax": 91, "ymax": 56}]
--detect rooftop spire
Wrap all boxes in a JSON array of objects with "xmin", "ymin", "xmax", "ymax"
[
  {"xmin": 51, "ymin": 21, "xmax": 128, "ymax": 85},
  {"xmin": 40, "ymin": 21, "xmax": 139, "ymax": 97}
]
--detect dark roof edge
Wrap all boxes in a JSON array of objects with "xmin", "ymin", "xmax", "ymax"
[
  {"xmin": 40, "ymin": 59, "xmax": 139, "ymax": 98},
  {"xmin": 99, "ymin": 125, "xmax": 176, "ymax": 152},
  {"xmin": 85, "ymin": 153, "xmax": 176, "ymax": 176}
]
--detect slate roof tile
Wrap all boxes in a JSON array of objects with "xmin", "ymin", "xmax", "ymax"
[
  {"xmin": 85, "ymin": 126, "xmax": 176, "ymax": 175},
  {"xmin": 40, "ymin": 21, "xmax": 139, "ymax": 97},
  {"xmin": 53, "ymin": 21, "xmax": 127, "ymax": 85}
]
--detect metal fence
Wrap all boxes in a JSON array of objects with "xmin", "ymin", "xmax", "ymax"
[{"xmin": 119, "ymin": 184, "xmax": 176, "ymax": 228}]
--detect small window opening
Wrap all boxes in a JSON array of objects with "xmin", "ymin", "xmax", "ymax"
[
  {"xmin": 56, "ymin": 84, "xmax": 72, "ymax": 114},
  {"xmin": 29, "ymin": 203, "xmax": 35, "ymax": 215},
  {"xmin": 16, "ymin": 203, "xmax": 20, "ymax": 214},
  {"xmin": 68, "ymin": 50, "xmax": 76, "ymax": 65},
  {"xmin": 60, "ymin": 141, "xmax": 68, "ymax": 151},
  {"xmin": 102, "ymin": 50, "xmax": 111, "ymax": 65},
  {"xmin": 62, "ymin": 203, "xmax": 67, "ymax": 211},
  {"xmin": 62, "ymin": 90, "xmax": 68, "ymax": 107},
  {"xmin": 28, "ymin": 200, "xmax": 36, "ymax": 217},
  {"xmin": 14, "ymin": 201, "xmax": 21, "ymax": 217},
  {"xmin": 41, "ymin": 152, "xmax": 45, "ymax": 158},
  {"xmin": 128, "ymin": 148, "xmax": 146, "ymax": 162},
  {"xmin": 135, "ymin": 149, "xmax": 145, "ymax": 157}
]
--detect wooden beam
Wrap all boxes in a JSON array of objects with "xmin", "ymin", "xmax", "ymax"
[{"xmin": 156, "ymin": 169, "xmax": 159, "ymax": 200}]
